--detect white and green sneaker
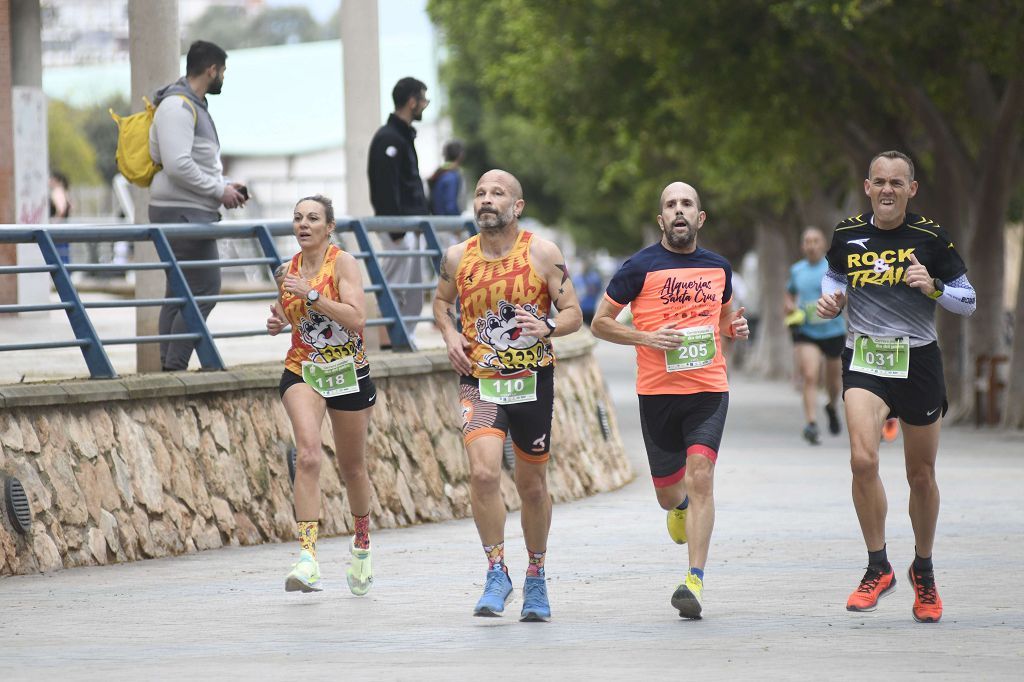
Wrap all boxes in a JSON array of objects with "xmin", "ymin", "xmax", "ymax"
[
  {"xmin": 671, "ymin": 571, "xmax": 704, "ymax": 619},
  {"xmin": 347, "ymin": 538, "xmax": 373, "ymax": 596},
  {"xmin": 285, "ymin": 550, "xmax": 323, "ymax": 593}
]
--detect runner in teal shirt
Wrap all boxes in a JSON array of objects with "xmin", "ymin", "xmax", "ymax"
[{"xmin": 785, "ymin": 228, "xmax": 845, "ymax": 444}]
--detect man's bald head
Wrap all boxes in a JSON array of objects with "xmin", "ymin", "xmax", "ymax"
[
  {"xmin": 478, "ymin": 169, "xmax": 524, "ymax": 202},
  {"xmin": 660, "ymin": 182, "xmax": 701, "ymax": 212}
]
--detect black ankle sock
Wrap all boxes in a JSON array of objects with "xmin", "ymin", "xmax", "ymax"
[
  {"xmin": 913, "ymin": 552, "xmax": 933, "ymax": 574},
  {"xmin": 676, "ymin": 496, "xmax": 689, "ymax": 511},
  {"xmin": 868, "ymin": 546, "xmax": 889, "ymax": 572}
]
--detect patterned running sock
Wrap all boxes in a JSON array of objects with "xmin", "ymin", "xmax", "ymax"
[
  {"xmin": 297, "ymin": 520, "xmax": 319, "ymax": 559},
  {"xmin": 526, "ymin": 549, "xmax": 546, "ymax": 578},
  {"xmin": 868, "ymin": 545, "xmax": 889, "ymax": 572},
  {"xmin": 677, "ymin": 496, "xmax": 689, "ymax": 511},
  {"xmin": 483, "ymin": 542, "xmax": 506, "ymax": 571},
  {"xmin": 353, "ymin": 513, "xmax": 370, "ymax": 550},
  {"xmin": 689, "ymin": 567, "xmax": 705, "ymax": 581},
  {"xmin": 913, "ymin": 550, "xmax": 933, "ymax": 574}
]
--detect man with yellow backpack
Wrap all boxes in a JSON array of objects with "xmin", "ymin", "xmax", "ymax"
[{"xmin": 146, "ymin": 40, "xmax": 246, "ymax": 371}]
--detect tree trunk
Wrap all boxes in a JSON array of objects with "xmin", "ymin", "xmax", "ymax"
[
  {"xmin": 1003, "ymin": 227, "xmax": 1024, "ymax": 429},
  {"xmin": 749, "ymin": 221, "xmax": 791, "ymax": 380}
]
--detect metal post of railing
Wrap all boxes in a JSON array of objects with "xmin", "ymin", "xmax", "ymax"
[
  {"xmin": 253, "ymin": 223, "xmax": 285, "ymax": 279},
  {"xmin": 419, "ymin": 219, "xmax": 444, "ymax": 275},
  {"xmin": 149, "ymin": 227, "xmax": 226, "ymax": 371},
  {"xmin": 345, "ymin": 219, "xmax": 414, "ymax": 351},
  {"xmin": 34, "ymin": 230, "xmax": 117, "ymax": 379}
]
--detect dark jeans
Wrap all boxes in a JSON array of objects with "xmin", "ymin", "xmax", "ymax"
[{"xmin": 149, "ymin": 205, "xmax": 221, "ymax": 370}]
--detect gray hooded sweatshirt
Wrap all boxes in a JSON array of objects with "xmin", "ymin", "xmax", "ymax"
[{"xmin": 148, "ymin": 77, "xmax": 226, "ymax": 213}]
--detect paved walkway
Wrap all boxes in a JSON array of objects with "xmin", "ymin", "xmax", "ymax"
[{"xmin": 1, "ymin": 341, "xmax": 1022, "ymax": 680}]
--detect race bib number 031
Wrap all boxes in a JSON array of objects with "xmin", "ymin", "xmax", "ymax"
[
  {"xmin": 302, "ymin": 357, "xmax": 359, "ymax": 397},
  {"xmin": 849, "ymin": 335, "xmax": 910, "ymax": 379},
  {"xmin": 480, "ymin": 372, "xmax": 537, "ymax": 405},
  {"xmin": 665, "ymin": 325, "xmax": 716, "ymax": 372}
]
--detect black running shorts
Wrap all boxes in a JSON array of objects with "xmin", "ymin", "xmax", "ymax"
[
  {"xmin": 791, "ymin": 331, "xmax": 845, "ymax": 359},
  {"xmin": 459, "ymin": 365, "xmax": 555, "ymax": 463},
  {"xmin": 638, "ymin": 391, "xmax": 728, "ymax": 488},
  {"xmin": 841, "ymin": 341, "xmax": 946, "ymax": 426},
  {"xmin": 279, "ymin": 369, "xmax": 377, "ymax": 412}
]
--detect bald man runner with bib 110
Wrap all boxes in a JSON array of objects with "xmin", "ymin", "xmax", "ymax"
[
  {"xmin": 591, "ymin": 181, "xmax": 748, "ymax": 620},
  {"xmin": 434, "ymin": 169, "xmax": 582, "ymax": 622}
]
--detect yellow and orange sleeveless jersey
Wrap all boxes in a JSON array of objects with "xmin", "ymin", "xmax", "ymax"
[
  {"xmin": 456, "ymin": 230, "xmax": 554, "ymax": 379},
  {"xmin": 605, "ymin": 243, "xmax": 733, "ymax": 395},
  {"xmin": 281, "ymin": 244, "xmax": 369, "ymax": 378}
]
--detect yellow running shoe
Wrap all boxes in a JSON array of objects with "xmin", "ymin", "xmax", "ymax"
[
  {"xmin": 347, "ymin": 538, "xmax": 373, "ymax": 596},
  {"xmin": 667, "ymin": 507, "xmax": 688, "ymax": 545},
  {"xmin": 285, "ymin": 550, "xmax": 322, "ymax": 593},
  {"xmin": 671, "ymin": 571, "xmax": 704, "ymax": 619}
]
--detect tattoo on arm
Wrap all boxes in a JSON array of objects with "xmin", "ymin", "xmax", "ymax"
[
  {"xmin": 555, "ymin": 263, "xmax": 569, "ymax": 285},
  {"xmin": 440, "ymin": 251, "xmax": 452, "ymax": 282},
  {"xmin": 274, "ymin": 263, "xmax": 287, "ymax": 280},
  {"xmin": 446, "ymin": 309, "xmax": 458, "ymax": 328}
]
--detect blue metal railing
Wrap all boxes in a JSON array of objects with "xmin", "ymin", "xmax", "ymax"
[{"xmin": 0, "ymin": 216, "xmax": 476, "ymax": 379}]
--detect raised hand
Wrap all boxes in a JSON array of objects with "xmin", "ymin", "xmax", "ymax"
[
  {"xmin": 817, "ymin": 291, "xmax": 846, "ymax": 319},
  {"xmin": 905, "ymin": 253, "xmax": 936, "ymax": 295},
  {"xmin": 266, "ymin": 304, "xmax": 287, "ymax": 336},
  {"xmin": 729, "ymin": 306, "xmax": 749, "ymax": 339}
]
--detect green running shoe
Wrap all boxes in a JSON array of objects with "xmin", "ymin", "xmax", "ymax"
[
  {"xmin": 285, "ymin": 550, "xmax": 322, "ymax": 593},
  {"xmin": 347, "ymin": 538, "xmax": 373, "ymax": 596}
]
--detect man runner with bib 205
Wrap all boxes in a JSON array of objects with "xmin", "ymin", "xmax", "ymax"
[
  {"xmin": 591, "ymin": 181, "xmax": 748, "ymax": 620},
  {"xmin": 433, "ymin": 169, "xmax": 582, "ymax": 622},
  {"xmin": 817, "ymin": 151, "xmax": 976, "ymax": 623}
]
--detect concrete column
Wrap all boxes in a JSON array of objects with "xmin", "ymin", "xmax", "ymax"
[
  {"xmin": 10, "ymin": 0, "xmax": 47, "ymax": 309},
  {"xmin": 128, "ymin": 0, "xmax": 180, "ymax": 372},
  {"xmin": 340, "ymin": 0, "xmax": 379, "ymax": 217},
  {"xmin": 0, "ymin": 1, "xmax": 16, "ymax": 306}
]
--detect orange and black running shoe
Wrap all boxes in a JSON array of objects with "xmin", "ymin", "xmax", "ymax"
[
  {"xmin": 846, "ymin": 565, "xmax": 896, "ymax": 611},
  {"xmin": 908, "ymin": 565, "xmax": 943, "ymax": 623}
]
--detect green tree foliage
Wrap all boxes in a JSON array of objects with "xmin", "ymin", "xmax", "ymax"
[
  {"xmin": 183, "ymin": 5, "xmax": 324, "ymax": 50},
  {"xmin": 85, "ymin": 95, "xmax": 128, "ymax": 183},
  {"xmin": 47, "ymin": 99, "xmax": 100, "ymax": 187}
]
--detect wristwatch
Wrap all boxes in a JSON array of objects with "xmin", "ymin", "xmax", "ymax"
[
  {"xmin": 305, "ymin": 289, "xmax": 320, "ymax": 307},
  {"xmin": 543, "ymin": 317, "xmax": 557, "ymax": 338},
  {"xmin": 928, "ymin": 278, "xmax": 944, "ymax": 300}
]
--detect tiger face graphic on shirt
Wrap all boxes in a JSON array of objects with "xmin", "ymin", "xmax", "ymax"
[
  {"xmin": 281, "ymin": 244, "xmax": 368, "ymax": 377},
  {"xmin": 456, "ymin": 231, "xmax": 554, "ymax": 379}
]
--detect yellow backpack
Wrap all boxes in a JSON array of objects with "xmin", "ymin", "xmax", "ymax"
[{"xmin": 109, "ymin": 95, "xmax": 197, "ymax": 187}]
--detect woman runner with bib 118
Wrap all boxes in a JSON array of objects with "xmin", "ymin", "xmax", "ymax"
[{"xmin": 266, "ymin": 194, "xmax": 377, "ymax": 595}]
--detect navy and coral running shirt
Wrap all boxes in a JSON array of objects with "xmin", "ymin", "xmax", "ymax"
[{"xmin": 605, "ymin": 243, "xmax": 733, "ymax": 395}]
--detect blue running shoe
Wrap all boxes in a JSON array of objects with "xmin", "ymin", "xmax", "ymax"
[
  {"xmin": 474, "ymin": 567, "xmax": 513, "ymax": 617},
  {"xmin": 520, "ymin": 576, "xmax": 551, "ymax": 622}
]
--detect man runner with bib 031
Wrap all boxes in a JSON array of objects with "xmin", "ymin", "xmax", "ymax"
[
  {"xmin": 267, "ymin": 195, "xmax": 377, "ymax": 596},
  {"xmin": 591, "ymin": 181, "xmax": 748, "ymax": 619},
  {"xmin": 816, "ymin": 151, "xmax": 975, "ymax": 623},
  {"xmin": 433, "ymin": 169, "xmax": 582, "ymax": 622}
]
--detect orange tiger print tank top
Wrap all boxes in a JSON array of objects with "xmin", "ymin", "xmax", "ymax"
[
  {"xmin": 455, "ymin": 230, "xmax": 554, "ymax": 379},
  {"xmin": 282, "ymin": 244, "xmax": 369, "ymax": 377}
]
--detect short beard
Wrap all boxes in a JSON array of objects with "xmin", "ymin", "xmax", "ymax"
[
  {"xmin": 664, "ymin": 225, "xmax": 695, "ymax": 250},
  {"xmin": 476, "ymin": 207, "xmax": 515, "ymax": 232},
  {"xmin": 207, "ymin": 77, "xmax": 223, "ymax": 95}
]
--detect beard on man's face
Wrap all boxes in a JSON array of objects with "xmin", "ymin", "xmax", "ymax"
[
  {"xmin": 208, "ymin": 76, "xmax": 223, "ymax": 95},
  {"xmin": 663, "ymin": 218, "xmax": 696, "ymax": 249},
  {"xmin": 476, "ymin": 206, "xmax": 513, "ymax": 231}
]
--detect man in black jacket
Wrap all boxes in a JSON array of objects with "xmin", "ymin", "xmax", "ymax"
[{"xmin": 368, "ymin": 77, "xmax": 430, "ymax": 343}]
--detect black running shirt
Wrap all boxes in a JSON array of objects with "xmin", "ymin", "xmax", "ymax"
[{"xmin": 826, "ymin": 212, "xmax": 967, "ymax": 347}]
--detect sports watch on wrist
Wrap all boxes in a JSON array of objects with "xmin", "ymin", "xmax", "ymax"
[
  {"xmin": 928, "ymin": 278, "xmax": 944, "ymax": 300},
  {"xmin": 305, "ymin": 289, "xmax": 320, "ymax": 307},
  {"xmin": 543, "ymin": 317, "xmax": 557, "ymax": 337}
]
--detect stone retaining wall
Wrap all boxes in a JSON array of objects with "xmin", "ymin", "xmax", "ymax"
[{"xmin": 0, "ymin": 334, "xmax": 631, "ymax": 575}]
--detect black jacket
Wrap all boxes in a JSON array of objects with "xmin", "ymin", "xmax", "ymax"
[{"xmin": 367, "ymin": 114, "xmax": 429, "ymax": 219}]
